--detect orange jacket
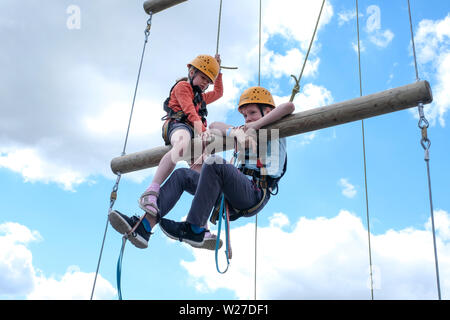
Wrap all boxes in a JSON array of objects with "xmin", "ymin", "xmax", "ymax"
[{"xmin": 168, "ymin": 73, "xmax": 223, "ymax": 133}]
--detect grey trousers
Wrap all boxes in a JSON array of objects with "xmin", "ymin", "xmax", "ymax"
[{"xmin": 157, "ymin": 155, "xmax": 270, "ymax": 226}]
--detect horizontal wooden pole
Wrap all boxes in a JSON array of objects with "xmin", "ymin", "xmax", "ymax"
[
  {"xmin": 143, "ymin": 0, "xmax": 188, "ymax": 14},
  {"xmin": 111, "ymin": 80, "xmax": 432, "ymax": 174}
]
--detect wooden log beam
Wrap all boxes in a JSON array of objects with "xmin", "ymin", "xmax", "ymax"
[
  {"xmin": 111, "ymin": 80, "xmax": 432, "ymax": 174},
  {"xmin": 143, "ymin": 0, "xmax": 188, "ymax": 14}
]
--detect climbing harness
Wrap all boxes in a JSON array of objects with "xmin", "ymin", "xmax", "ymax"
[
  {"xmin": 211, "ymin": 130, "xmax": 287, "ymax": 274},
  {"xmin": 407, "ymin": 0, "xmax": 441, "ymax": 300},
  {"xmin": 161, "ymin": 78, "xmax": 208, "ymax": 145}
]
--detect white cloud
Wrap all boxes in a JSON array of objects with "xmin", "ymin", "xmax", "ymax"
[
  {"xmin": 426, "ymin": 209, "xmax": 450, "ymax": 241},
  {"xmin": 338, "ymin": 10, "xmax": 357, "ymax": 26},
  {"xmin": 0, "ymin": 222, "xmax": 41, "ymax": 296},
  {"xmin": 352, "ymin": 40, "xmax": 366, "ymax": 54},
  {"xmin": 263, "ymin": 0, "xmax": 333, "ymax": 49},
  {"xmin": 269, "ymin": 212, "xmax": 290, "ymax": 229},
  {"xmin": 0, "ymin": 222, "xmax": 115, "ymax": 299},
  {"xmin": 264, "ymin": 48, "xmax": 320, "ymax": 80},
  {"xmin": 339, "ymin": 178, "xmax": 357, "ymax": 198},
  {"xmin": 271, "ymin": 83, "xmax": 332, "ymax": 149},
  {"xmin": 0, "ymin": 147, "xmax": 87, "ymax": 191},
  {"xmin": 369, "ymin": 29, "xmax": 394, "ymax": 48},
  {"xmin": 291, "ymin": 132, "xmax": 317, "ymax": 148},
  {"xmin": 414, "ymin": 14, "xmax": 450, "ymax": 127},
  {"xmin": 27, "ymin": 266, "xmax": 116, "ymax": 300},
  {"xmin": 180, "ymin": 210, "xmax": 450, "ymax": 299},
  {"xmin": 284, "ymin": 82, "xmax": 334, "ymax": 113}
]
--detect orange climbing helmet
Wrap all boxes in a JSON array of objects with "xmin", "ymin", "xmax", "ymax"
[
  {"xmin": 187, "ymin": 55, "xmax": 220, "ymax": 83},
  {"xmin": 238, "ymin": 86, "xmax": 275, "ymax": 112}
]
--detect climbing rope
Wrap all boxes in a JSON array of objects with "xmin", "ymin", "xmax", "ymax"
[
  {"xmin": 215, "ymin": 195, "xmax": 232, "ymax": 273},
  {"xmin": 250, "ymin": 0, "xmax": 326, "ymax": 299},
  {"xmin": 90, "ymin": 172, "xmax": 121, "ymax": 299},
  {"xmin": 215, "ymin": 0, "xmax": 237, "ymax": 70},
  {"xmin": 214, "ymin": 140, "xmax": 239, "ymax": 273},
  {"xmin": 355, "ymin": 0, "xmax": 375, "ymax": 300},
  {"xmin": 215, "ymin": 0, "xmax": 223, "ymax": 56},
  {"xmin": 407, "ymin": 0, "xmax": 441, "ymax": 300},
  {"xmin": 289, "ymin": 0, "xmax": 326, "ymax": 102},
  {"xmin": 253, "ymin": 0, "xmax": 263, "ymax": 300},
  {"xmin": 90, "ymin": 13, "xmax": 153, "ymax": 300},
  {"xmin": 116, "ymin": 236, "xmax": 127, "ymax": 300}
]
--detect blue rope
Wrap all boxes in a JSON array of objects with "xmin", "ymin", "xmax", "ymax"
[
  {"xmin": 215, "ymin": 194, "xmax": 231, "ymax": 274},
  {"xmin": 214, "ymin": 148, "xmax": 238, "ymax": 274},
  {"xmin": 116, "ymin": 236, "xmax": 127, "ymax": 300}
]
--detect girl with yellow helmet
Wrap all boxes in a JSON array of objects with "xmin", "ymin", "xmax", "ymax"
[{"xmin": 108, "ymin": 54, "xmax": 223, "ymax": 249}]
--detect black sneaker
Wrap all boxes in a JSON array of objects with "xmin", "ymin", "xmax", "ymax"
[
  {"xmin": 159, "ymin": 218, "xmax": 206, "ymax": 249},
  {"xmin": 108, "ymin": 210, "xmax": 151, "ymax": 249}
]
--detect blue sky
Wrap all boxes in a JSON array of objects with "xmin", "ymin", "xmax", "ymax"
[{"xmin": 1, "ymin": 0, "xmax": 450, "ymax": 300}]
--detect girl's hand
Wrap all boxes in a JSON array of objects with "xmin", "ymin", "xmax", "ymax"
[
  {"xmin": 200, "ymin": 129, "xmax": 214, "ymax": 143},
  {"xmin": 215, "ymin": 54, "xmax": 222, "ymax": 67}
]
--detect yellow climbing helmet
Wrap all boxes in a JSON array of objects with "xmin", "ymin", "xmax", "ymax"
[
  {"xmin": 187, "ymin": 55, "xmax": 220, "ymax": 83},
  {"xmin": 238, "ymin": 86, "xmax": 276, "ymax": 111}
]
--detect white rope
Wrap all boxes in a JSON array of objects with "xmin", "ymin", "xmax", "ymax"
[
  {"xmin": 355, "ymin": 0, "xmax": 375, "ymax": 300},
  {"xmin": 407, "ymin": 0, "xmax": 441, "ymax": 300},
  {"xmin": 90, "ymin": 13, "xmax": 153, "ymax": 300}
]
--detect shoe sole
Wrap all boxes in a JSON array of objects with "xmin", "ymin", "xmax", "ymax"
[
  {"xmin": 160, "ymin": 225, "xmax": 207, "ymax": 249},
  {"xmin": 128, "ymin": 234, "xmax": 148, "ymax": 249},
  {"xmin": 202, "ymin": 237, "xmax": 223, "ymax": 250},
  {"xmin": 108, "ymin": 210, "xmax": 148, "ymax": 249},
  {"xmin": 160, "ymin": 224, "xmax": 223, "ymax": 251}
]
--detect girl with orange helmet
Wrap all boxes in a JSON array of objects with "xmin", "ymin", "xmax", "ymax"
[{"xmin": 108, "ymin": 54, "xmax": 223, "ymax": 249}]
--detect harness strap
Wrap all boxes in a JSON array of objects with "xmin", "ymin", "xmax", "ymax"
[
  {"xmin": 209, "ymin": 169, "xmax": 269, "ymax": 225},
  {"xmin": 161, "ymin": 116, "xmax": 196, "ymax": 146},
  {"xmin": 162, "ymin": 81, "xmax": 207, "ymax": 125}
]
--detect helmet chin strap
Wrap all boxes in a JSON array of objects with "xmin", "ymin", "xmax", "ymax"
[
  {"xmin": 258, "ymin": 104, "xmax": 265, "ymax": 117},
  {"xmin": 189, "ymin": 68, "xmax": 207, "ymax": 117}
]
